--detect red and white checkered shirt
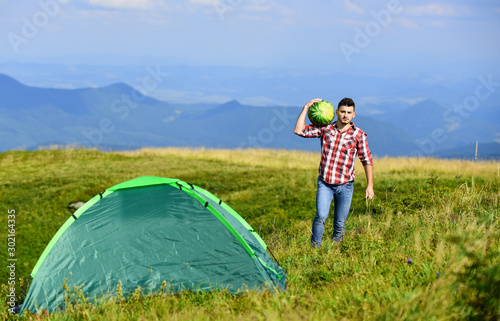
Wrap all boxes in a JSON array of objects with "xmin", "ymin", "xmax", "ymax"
[{"xmin": 300, "ymin": 122, "xmax": 373, "ymax": 185}]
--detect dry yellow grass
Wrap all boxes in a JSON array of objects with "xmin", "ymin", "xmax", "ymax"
[
  {"xmin": 370, "ymin": 155, "xmax": 499, "ymax": 178},
  {"xmin": 120, "ymin": 147, "xmax": 321, "ymax": 170},
  {"xmin": 122, "ymin": 147, "xmax": 500, "ymax": 179}
]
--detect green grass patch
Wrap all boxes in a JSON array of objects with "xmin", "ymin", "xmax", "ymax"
[{"xmin": 0, "ymin": 149, "xmax": 499, "ymax": 320}]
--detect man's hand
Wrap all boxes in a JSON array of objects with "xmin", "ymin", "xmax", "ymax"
[
  {"xmin": 305, "ymin": 98, "xmax": 323, "ymax": 109},
  {"xmin": 294, "ymin": 98, "xmax": 322, "ymax": 135},
  {"xmin": 365, "ymin": 185, "xmax": 374, "ymax": 200}
]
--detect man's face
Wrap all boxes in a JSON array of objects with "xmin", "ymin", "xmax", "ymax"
[{"xmin": 336, "ymin": 105, "xmax": 355, "ymax": 124}]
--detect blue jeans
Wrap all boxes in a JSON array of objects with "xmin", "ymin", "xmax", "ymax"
[{"xmin": 311, "ymin": 177, "xmax": 354, "ymax": 246}]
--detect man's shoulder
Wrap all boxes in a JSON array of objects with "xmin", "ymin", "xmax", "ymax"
[{"xmin": 350, "ymin": 122, "xmax": 367, "ymax": 136}]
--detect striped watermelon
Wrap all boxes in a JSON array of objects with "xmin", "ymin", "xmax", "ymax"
[{"xmin": 308, "ymin": 100, "xmax": 334, "ymax": 126}]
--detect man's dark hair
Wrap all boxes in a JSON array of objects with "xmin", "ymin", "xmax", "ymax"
[{"xmin": 338, "ymin": 97, "xmax": 355, "ymax": 111}]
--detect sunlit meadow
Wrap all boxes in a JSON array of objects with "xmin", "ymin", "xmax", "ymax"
[{"xmin": 1, "ymin": 148, "xmax": 498, "ymax": 320}]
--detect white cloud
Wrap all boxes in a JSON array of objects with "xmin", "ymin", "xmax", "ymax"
[
  {"xmin": 445, "ymin": 121, "xmax": 461, "ymax": 132},
  {"xmin": 428, "ymin": 20, "xmax": 445, "ymax": 27},
  {"xmin": 395, "ymin": 17, "xmax": 419, "ymax": 30},
  {"xmin": 188, "ymin": 0, "xmax": 276, "ymax": 21},
  {"xmin": 422, "ymin": 74, "xmax": 448, "ymax": 85},
  {"xmin": 87, "ymin": 0, "xmax": 155, "ymax": 10},
  {"xmin": 234, "ymin": 2, "xmax": 273, "ymax": 19},
  {"xmin": 365, "ymin": 108, "xmax": 385, "ymax": 116},
  {"xmin": 344, "ymin": 0, "xmax": 365, "ymax": 15},
  {"xmin": 358, "ymin": 96, "xmax": 426, "ymax": 106},
  {"xmin": 237, "ymin": 14, "xmax": 270, "ymax": 21},
  {"xmin": 405, "ymin": 3, "xmax": 461, "ymax": 17},
  {"xmin": 242, "ymin": 4, "xmax": 272, "ymax": 12},
  {"xmin": 339, "ymin": 19, "xmax": 366, "ymax": 27},
  {"xmin": 240, "ymin": 96, "xmax": 289, "ymax": 106},
  {"xmin": 190, "ymin": 0, "xmax": 218, "ymax": 5},
  {"xmin": 190, "ymin": 0, "xmax": 271, "ymax": 8}
]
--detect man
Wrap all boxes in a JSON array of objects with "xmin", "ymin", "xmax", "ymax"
[{"xmin": 294, "ymin": 97, "xmax": 374, "ymax": 246}]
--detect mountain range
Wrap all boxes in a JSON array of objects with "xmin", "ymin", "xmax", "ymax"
[{"xmin": 0, "ymin": 73, "xmax": 498, "ymax": 159}]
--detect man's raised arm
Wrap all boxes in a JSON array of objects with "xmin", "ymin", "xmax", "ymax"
[{"xmin": 294, "ymin": 98, "xmax": 322, "ymax": 135}]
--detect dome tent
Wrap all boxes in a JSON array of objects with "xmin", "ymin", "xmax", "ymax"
[{"xmin": 20, "ymin": 176, "xmax": 287, "ymax": 314}]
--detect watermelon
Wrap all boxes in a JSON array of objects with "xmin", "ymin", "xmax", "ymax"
[{"xmin": 308, "ymin": 100, "xmax": 334, "ymax": 126}]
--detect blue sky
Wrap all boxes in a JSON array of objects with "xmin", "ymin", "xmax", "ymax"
[{"xmin": 1, "ymin": 0, "xmax": 499, "ymax": 76}]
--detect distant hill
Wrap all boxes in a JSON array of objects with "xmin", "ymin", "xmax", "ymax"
[
  {"xmin": 0, "ymin": 74, "xmax": 181, "ymax": 150},
  {"xmin": 0, "ymin": 74, "xmax": 498, "ymax": 159},
  {"xmin": 373, "ymin": 99, "xmax": 499, "ymax": 152},
  {"xmin": 434, "ymin": 142, "xmax": 500, "ymax": 160},
  {"xmin": 383, "ymin": 100, "xmax": 447, "ymax": 138}
]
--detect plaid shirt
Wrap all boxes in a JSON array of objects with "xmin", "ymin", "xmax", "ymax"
[{"xmin": 299, "ymin": 122, "xmax": 373, "ymax": 185}]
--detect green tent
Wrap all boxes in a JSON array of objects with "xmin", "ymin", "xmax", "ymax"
[{"xmin": 20, "ymin": 176, "xmax": 287, "ymax": 314}]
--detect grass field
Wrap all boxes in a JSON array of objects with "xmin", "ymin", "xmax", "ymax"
[{"xmin": 1, "ymin": 148, "xmax": 499, "ymax": 320}]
